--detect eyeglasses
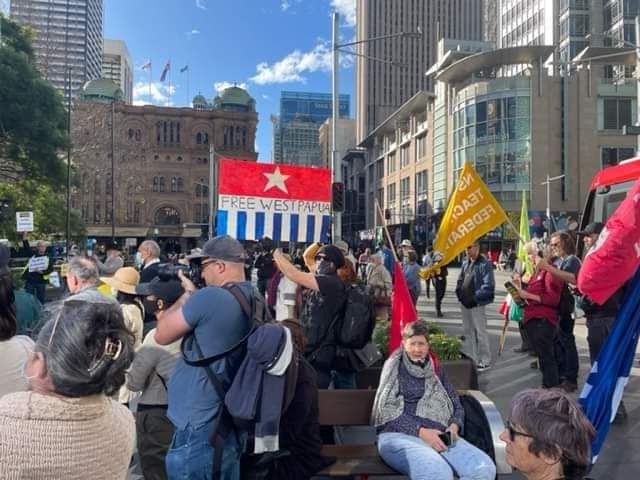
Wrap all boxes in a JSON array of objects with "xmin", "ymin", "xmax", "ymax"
[
  {"xmin": 505, "ymin": 420, "xmax": 535, "ymax": 442},
  {"xmin": 550, "ymin": 242, "xmax": 560, "ymax": 248},
  {"xmin": 315, "ymin": 255, "xmax": 328, "ymax": 262}
]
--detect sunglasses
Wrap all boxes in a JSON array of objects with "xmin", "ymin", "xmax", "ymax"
[
  {"xmin": 550, "ymin": 242, "xmax": 560, "ymax": 247},
  {"xmin": 505, "ymin": 420, "xmax": 535, "ymax": 442}
]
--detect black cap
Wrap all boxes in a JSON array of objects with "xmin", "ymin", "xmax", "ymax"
[
  {"xmin": 135, "ymin": 277, "xmax": 184, "ymax": 305},
  {"xmin": 317, "ymin": 245, "xmax": 345, "ymax": 268},
  {"xmin": 105, "ymin": 241, "xmax": 120, "ymax": 251},
  {"xmin": 186, "ymin": 235, "xmax": 247, "ymax": 263},
  {"xmin": 578, "ymin": 222, "xmax": 604, "ymax": 236}
]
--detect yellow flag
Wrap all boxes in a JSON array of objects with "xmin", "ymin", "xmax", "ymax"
[{"xmin": 420, "ymin": 162, "xmax": 507, "ymax": 278}]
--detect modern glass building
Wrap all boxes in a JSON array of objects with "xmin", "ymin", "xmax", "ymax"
[
  {"xmin": 280, "ymin": 91, "xmax": 349, "ymax": 125},
  {"xmin": 452, "ymin": 79, "xmax": 532, "ymax": 200}
]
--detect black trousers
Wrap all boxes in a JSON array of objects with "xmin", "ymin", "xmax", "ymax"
[
  {"xmin": 586, "ymin": 315, "xmax": 616, "ymax": 364},
  {"xmin": 525, "ymin": 318, "xmax": 560, "ymax": 388},
  {"xmin": 136, "ymin": 407, "xmax": 175, "ymax": 480},
  {"xmin": 257, "ymin": 277, "xmax": 269, "ymax": 297},
  {"xmin": 434, "ymin": 277, "xmax": 447, "ymax": 313},
  {"xmin": 555, "ymin": 312, "xmax": 579, "ymax": 383},
  {"xmin": 26, "ymin": 283, "xmax": 46, "ymax": 304}
]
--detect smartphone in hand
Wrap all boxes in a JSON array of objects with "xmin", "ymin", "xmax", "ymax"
[{"xmin": 438, "ymin": 431, "xmax": 452, "ymax": 447}]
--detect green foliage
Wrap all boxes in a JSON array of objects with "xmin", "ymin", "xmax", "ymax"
[
  {"xmin": 371, "ymin": 320, "xmax": 461, "ymax": 361},
  {"xmin": 0, "ymin": 14, "xmax": 69, "ymax": 184},
  {"xmin": 428, "ymin": 333, "xmax": 462, "ymax": 361},
  {"xmin": 0, "ymin": 180, "xmax": 85, "ymax": 242}
]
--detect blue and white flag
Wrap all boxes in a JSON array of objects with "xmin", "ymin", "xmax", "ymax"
[{"xmin": 579, "ymin": 267, "xmax": 640, "ymax": 462}]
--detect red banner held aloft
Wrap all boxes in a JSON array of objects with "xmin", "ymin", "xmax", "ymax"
[
  {"xmin": 577, "ymin": 178, "xmax": 640, "ymax": 304},
  {"xmin": 389, "ymin": 262, "xmax": 418, "ymax": 354}
]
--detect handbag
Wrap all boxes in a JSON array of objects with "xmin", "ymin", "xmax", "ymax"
[
  {"xmin": 509, "ymin": 302, "xmax": 523, "ymax": 322},
  {"xmin": 333, "ymin": 342, "xmax": 382, "ymax": 372},
  {"xmin": 369, "ymin": 285, "xmax": 391, "ymax": 306}
]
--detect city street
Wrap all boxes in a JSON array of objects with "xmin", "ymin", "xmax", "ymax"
[{"xmin": 422, "ymin": 268, "xmax": 640, "ymax": 479}]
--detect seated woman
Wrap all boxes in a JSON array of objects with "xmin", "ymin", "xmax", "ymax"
[
  {"xmin": 372, "ymin": 320, "xmax": 496, "ymax": 480},
  {"xmin": 0, "ymin": 300, "xmax": 136, "ymax": 479},
  {"xmin": 500, "ymin": 388, "xmax": 595, "ymax": 480}
]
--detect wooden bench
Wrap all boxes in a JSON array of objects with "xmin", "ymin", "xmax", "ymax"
[{"xmin": 317, "ymin": 389, "xmax": 511, "ymax": 478}]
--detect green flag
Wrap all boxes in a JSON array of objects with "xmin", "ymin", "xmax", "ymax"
[{"xmin": 518, "ymin": 191, "xmax": 534, "ymax": 275}]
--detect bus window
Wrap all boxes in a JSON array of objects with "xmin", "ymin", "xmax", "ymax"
[{"xmin": 592, "ymin": 180, "xmax": 636, "ymax": 224}]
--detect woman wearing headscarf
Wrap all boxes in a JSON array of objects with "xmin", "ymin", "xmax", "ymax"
[
  {"xmin": 0, "ymin": 300, "xmax": 136, "ymax": 478},
  {"xmin": 372, "ymin": 320, "xmax": 496, "ymax": 480}
]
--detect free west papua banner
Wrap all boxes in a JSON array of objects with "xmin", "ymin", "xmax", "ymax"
[{"xmin": 216, "ymin": 158, "xmax": 332, "ymax": 242}]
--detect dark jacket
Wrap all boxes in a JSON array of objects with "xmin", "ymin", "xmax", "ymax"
[
  {"xmin": 21, "ymin": 240, "xmax": 53, "ymax": 285},
  {"xmin": 140, "ymin": 260, "xmax": 161, "ymax": 284},
  {"xmin": 456, "ymin": 255, "xmax": 495, "ymax": 307},
  {"xmin": 270, "ymin": 356, "xmax": 335, "ymax": 479}
]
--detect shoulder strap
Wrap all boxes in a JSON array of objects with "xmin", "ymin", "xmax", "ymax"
[{"xmin": 155, "ymin": 371, "xmax": 168, "ymax": 391}]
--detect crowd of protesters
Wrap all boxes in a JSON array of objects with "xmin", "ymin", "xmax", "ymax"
[{"xmin": 0, "ymin": 226, "xmax": 617, "ymax": 480}]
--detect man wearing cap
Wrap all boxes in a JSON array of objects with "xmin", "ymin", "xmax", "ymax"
[
  {"xmin": 94, "ymin": 242, "xmax": 124, "ymax": 277},
  {"xmin": 153, "ymin": 235, "xmax": 252, "ymax": 479},
  {"xmin": 128, "ymin": 277, "xmax": 184, "ymax": 480},
  {"xmin": 579, "ymin": 222, "xmax": 604, "ymax": 254},
  {"xmin": 274, "ymin": 243, "xmax": 348, "ymax": 388}
]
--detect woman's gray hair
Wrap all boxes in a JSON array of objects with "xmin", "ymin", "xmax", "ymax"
[
  {"xmin": 139, "ymin": 240, "xmax": 160, "ymax": 258},
  {"xmin": 67, "ymin": 256, "xmax": 99, "ymax": 282},
  {"xmin": 509, "ymin": 389, "xmax": 596, "ymax": 479},
  {"xmin": 402, "ymin": 320, "xmax": 430, "ymax": 341},
  {"xmin": 35, "ymin": 300, "xmax": 135, "ymax": 397}
]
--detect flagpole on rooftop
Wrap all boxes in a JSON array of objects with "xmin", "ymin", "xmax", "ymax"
[{"xmin": 149, "ymin": 62, "xmax": 152, "ymax": 103}]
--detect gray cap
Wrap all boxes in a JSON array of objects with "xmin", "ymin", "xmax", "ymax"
[{"xmin": 187, "ymin": 235, "xmax": 247, "ymax": 263}]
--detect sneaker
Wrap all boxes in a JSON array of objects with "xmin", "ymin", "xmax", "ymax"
[
  {"xmin": 436, "ymin": 311, "xmax": 444, "ymax": 318},
  {"xmin": 477, "ymin": 363, "xmax": 491, "ymax": 372}
]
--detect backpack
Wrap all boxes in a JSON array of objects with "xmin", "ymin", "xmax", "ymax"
[
  {"xmin": 336, "ymin": 284, "xmax": 376, "ymax": 349},
  {"xmin": 181, "ymin": 283, "xmax": 295, "ymax": 480}
]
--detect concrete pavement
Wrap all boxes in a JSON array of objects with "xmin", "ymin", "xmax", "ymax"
[{"xmin": 420, "ymin": 267, "xmax": 640, "ymax": 479}]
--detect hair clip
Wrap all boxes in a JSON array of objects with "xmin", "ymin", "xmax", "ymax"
[{"xmin": 87, "ymin": 338, "xmax": 123, "ymax": 377}]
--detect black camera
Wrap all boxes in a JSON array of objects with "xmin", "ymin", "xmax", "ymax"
[{"xmin": 157, "ymin": 262, "xmax": 203, "ymax": 288}]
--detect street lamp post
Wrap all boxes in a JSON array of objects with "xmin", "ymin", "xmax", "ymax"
[
  {"xmin": 541, "ymin": 174, "xmax": 565, "ymax": 233},
  {"xmin": 331, "ymin": 11, "xmax": 421, "ymax": 242},
  {"xmin": 65, "ymin": 68, "xmax": 72, "ymax": 259}
]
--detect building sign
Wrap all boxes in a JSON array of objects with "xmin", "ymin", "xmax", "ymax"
[
  {"xmin": 217, "ymin": 158, "xmax": 332, "ymax": 242},
  {"xmin": 16, "ymin": 211, "xmax": 34, "ymax": 232}
]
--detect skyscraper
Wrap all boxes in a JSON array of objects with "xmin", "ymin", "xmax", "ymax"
[
  {"xmin": 10, "ymin": 0, "xmax": 103, "ymax": 99},
  {"xmin": 355, "ymin": 0, "xmax": 484, "ymax": 143},
  {"xmin": 272, "ymin": 91, "xmax": 350, "ymax": 166},
  {"xmin": 103, "ymin": 39, "xmax": 133, "ymax": 104}
]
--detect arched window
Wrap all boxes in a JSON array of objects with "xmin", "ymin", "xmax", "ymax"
[
  {"xmin": 94, "ymin": 176, "xmax": 101, "ymax": 195},
  {"xmin": 153, "ymin": 177, "xmax": 159, "ymax": 192},
  {"xmin": 170, "ymin": 121, "xmax": 174, "ymax": 143},
  {"xmin": 163, "ymin": 121, "xmax": 168, "ymax": 143},
  {"xmin": 229, "ymin": 126, "xmax": 234, "ymax": 146},
  {"xmin": 242, "ymin": 127, "xmax": 247, "ymax": 147},
  {"xmin": 105, "ymin": 173, "xmax": 112, "ymax": 196},
  {"xmin": 196, "ymin": 132, "xmax": 202, "ymax": 144},
  {"xmin": 159, "ymin": 176, "xmax": 165, "ymax": 192},
  {"xmin": 203, "ymin": 132, "xmax": 209, "ymax": 144},
  {"xmin": 154, "ymin": 206, "xmax": 181, "ymax": 225},
  {"xmin": 236, "ymin": 126, "xmax": 241, "ymax": 146},
  {"xmin": 177, "ymin": 177, "xmax": 184, "ymax": 192},
  {"xmin": 176, "ymin": 122, "xmax": 181, "ymax": 143},
  {"xmin": 156, "ymin": 122, "xmax": 162, "ymax": 143},
  {"xmin": 223, "ymin": 127, "xmax": 228, "ymax": 146},
  {"xmin": 128, "ymin": 128, "xmax": 134, "ymax": 140},
  {"xmin": 171, "ymin": 177, "xmax": 177, "ymax": 192},
  {"xmin": 135, "ymin": 129, "xmax": 142, "ymax": 141}
]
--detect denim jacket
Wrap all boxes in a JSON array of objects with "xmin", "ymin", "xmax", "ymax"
[{"xmin": 456, "ymin": 255, "xmax": 495, "ymax": 307}]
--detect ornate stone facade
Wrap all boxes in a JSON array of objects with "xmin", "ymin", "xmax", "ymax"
[{"xmin": 71, "ymin": 88, "xmax": 258, "ymax": 249}]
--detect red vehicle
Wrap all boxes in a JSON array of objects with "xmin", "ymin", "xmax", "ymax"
[{"xmin": 578, "ymin": 157, "xmax": 640, "ymax": 254}]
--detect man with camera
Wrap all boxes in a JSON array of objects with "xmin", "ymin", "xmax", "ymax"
[{"xmin": 154, "ymin": 235, "xmax": 252, "ymax": 480}]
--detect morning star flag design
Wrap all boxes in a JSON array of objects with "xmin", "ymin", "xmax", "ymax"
[
  {"xmin": 579, "ymin": 267, "xmax": 640, "ymax": 462},
  {"xmin": 216, "ymin": 158, "xmax": 332, "ymax": 242}
]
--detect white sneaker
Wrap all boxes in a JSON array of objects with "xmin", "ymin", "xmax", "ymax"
[{"xmin": 477, "ymin": 363, "xmax": 491, "ymax": 372}]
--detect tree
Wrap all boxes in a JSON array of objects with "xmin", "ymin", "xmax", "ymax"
[
  {"xmin": 0, "ymin": 14, "xmax": 69, "ymax": 184},
  {"xmin": 0, "ymin": 180, "xmax": 85, "ymax": 242}
]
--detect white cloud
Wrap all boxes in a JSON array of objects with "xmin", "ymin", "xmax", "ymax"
[
  {"xmin": 214, "ymin": 81, "xmax": 248, "ymax": 93},
  {"xmin": 186, "ymin": 29, "xmax": 200, "ymax": 38},
  {"xmin": 250, "ymin": 41, "xmax": 352, "ymax": 85},
  {"xmin": 281, "ymin": 0, "xmax": 291, "ymax": 11},
  {"xmin": 262, "ymin": 94, "xmax": 271, "ymax": 101},
  {"xmin": 250, "ymin": 43, "xmax": 331, "ymax": 84},
  {"xmin": 195, "ymin": 0, "xmax": 207, "ymax": 10},
  {"xmin": 133, "ymin": 81, "xmax": 177, "ymax": 106},
  {"xmin": 331, "ymin": 0, "xmax": 356, "ymax": 27}
]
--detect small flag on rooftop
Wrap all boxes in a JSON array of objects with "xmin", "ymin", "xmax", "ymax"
[
  {"xmin": 180, "ymin": 65, "xmax": 189, "ymax": 73},
  {"xmin": 141, "ymin": 60, "xmax": 151, "ymax": 70},
  {"xmin": 160, "ymin": 60, "xmax": 171, "ymax": 82}
]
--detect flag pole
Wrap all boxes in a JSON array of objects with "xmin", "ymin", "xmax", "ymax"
[
  {"xmin": 504, "ymin": 217, "xmax": 528, "ymax": 247},
  {"xmin": 148, "ymin": 63, "xmax": 152, "ymax": 103},
  {"xmin": 187, "ymin": 67, "xmax": 190, "ymax": 106},
  {"xmin": 374, "ymin": 200, "xmax": 400, "ymax": 263}
]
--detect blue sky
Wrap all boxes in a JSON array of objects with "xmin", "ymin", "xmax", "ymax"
[{"xmin": 104, "ymin": 0, "xmax": 356, "ymax": 162}]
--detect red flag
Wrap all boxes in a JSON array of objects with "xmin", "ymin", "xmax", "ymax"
[
  {"xmin": 577, "ymin": 178, "xmax": 640, "ymax": 304},
  {"xmin": 389, "ymin": 261, "xmax": 418, "ymax": 353}
]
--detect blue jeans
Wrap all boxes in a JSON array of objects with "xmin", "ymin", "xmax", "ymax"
[
  {"xmin": 378, "ymin": 432, "xmax": 496, "ymax": 480},
  {"xmin": 166, "ymin": 422, "xmax": 244, "ymax": 480}
]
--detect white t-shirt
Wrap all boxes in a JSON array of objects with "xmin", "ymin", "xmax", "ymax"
[
  {"xmin": 275, "ymin": 276, "xmax": 298, "ymax": 322},
  {"xmin": 0, "ymin": 336, "xmax": 35, "ymax": 398}
]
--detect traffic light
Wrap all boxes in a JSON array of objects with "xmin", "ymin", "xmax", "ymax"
[{"xmin": 332, "ymin": 182, "xmax": 345, "ymax": 212}]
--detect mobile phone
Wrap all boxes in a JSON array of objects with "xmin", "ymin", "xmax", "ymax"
[
  {"xmin": 504, "ymin": 281, "xmax": 527, "ymax": 307},
  {"xmin": 438, "ymin": 431, "xmax": 452, "ymax": 446}
]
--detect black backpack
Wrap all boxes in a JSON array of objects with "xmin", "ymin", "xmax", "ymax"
[{"xmin": 337, "ymin": 283, "xmax": 377, "ymax": 349}]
